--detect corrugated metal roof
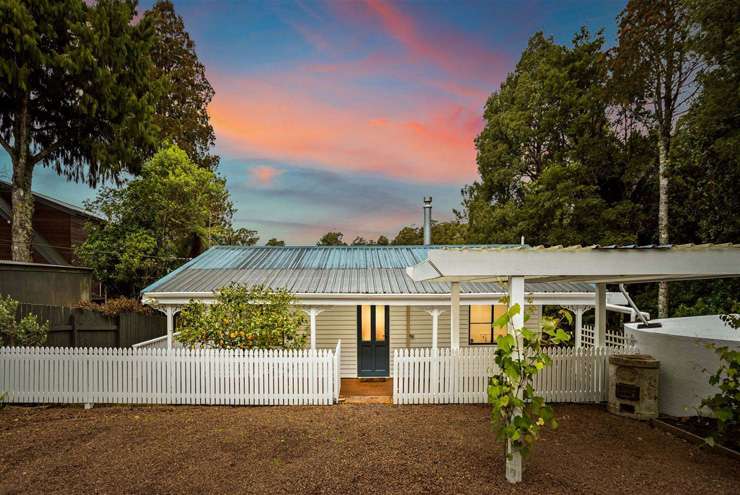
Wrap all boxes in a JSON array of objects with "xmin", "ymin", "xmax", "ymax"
[{"xmin": 142, "ymin": 245, "xmax": 595, "ymax": 295}]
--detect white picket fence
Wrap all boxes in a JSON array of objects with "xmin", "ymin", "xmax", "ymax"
[
  {"xmin": 581, "ymin": 324, "xmax": 630, "ymax": 347},
  {"xmin": 393, "ymin": 345, "xmax": 638, "ymax": 405},
  {"xmin": 0, "ymin": 341, "xmax": 342, "ymax": 406}
]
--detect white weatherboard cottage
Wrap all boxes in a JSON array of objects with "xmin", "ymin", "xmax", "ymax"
[{"xmin": 139, "ymin": 244, "xmax": 628, "ymax": 378}]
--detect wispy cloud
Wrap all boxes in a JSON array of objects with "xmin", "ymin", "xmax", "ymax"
[{"xmin": 249, "ymin": 165, "xmax": 282, "ymax": 186}]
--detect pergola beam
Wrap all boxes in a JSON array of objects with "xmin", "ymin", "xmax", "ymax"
[{"xmin": 406, "ymin": 245, "xmax": 740, "ymax": 286}]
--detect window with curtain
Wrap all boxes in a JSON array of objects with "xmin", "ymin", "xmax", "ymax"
[{"xmin": 469, "ymin": 304, "xmax": 508, "ymax": 345}]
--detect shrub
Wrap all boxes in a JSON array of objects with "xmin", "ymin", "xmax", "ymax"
[
  {"xmin": 177, "ymin": 284, "xmax": 307, "ymax": 350},
  {"xmin": 701, "ymin": 314, "xmax": 739, "ymax": 447},
  {"xmin": 0, "ymin": 295, "xmax": 49, "ymax": 346},
  {"xmin": 76, "ymin": 297, "xmax": 154, "ymax": 317}
]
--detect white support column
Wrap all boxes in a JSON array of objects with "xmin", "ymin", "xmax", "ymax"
[
  {"xmin": 303, "ymin": 308, "xmax": 326, "ymax": 350},
  {"xmin": 425, "ymin": 308, "xmax": 444, "ymax": 350},
  {"xmin": 506, "ymin": 276, "xmax": 525, "ymax": 484},
  {"xmin": 574, "ymin": 307, "xmax": 584, "ymax": 349},
  {"xmin": 450, "ymin": 282, "xmax": 460, "ymax": 350},
  {"xmin": 595, "ymin": 283, "xmax": 607, "ymax": 347},
  {"xmin": 166, "ymin": 306, "xmax": 174, "ymax": 350}
]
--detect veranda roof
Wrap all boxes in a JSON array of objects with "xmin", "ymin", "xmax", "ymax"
[
  {"xmin": 142, "ymin": 245, "xmax": 598, "ymax": 297},
  {"xmin": 406, "ymin": 244, "xmax": 740, "ymax": 284}
]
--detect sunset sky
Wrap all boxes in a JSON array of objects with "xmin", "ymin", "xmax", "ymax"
[{"xmin": 0, "ymin": 0, "xmax": 625, "ymax": 244}]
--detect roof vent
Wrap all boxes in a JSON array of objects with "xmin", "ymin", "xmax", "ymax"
[{"xmin": 423, "ymin": 197, "xmax": 432, "ymax": 246}]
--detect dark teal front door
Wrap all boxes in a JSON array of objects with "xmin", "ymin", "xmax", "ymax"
[{"xmin": 357, "ymin": 305, "xmax": 389, "ymax": 377}]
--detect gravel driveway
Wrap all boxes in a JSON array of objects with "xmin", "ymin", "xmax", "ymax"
[{"xmin": 1, "ymin": 403, "xmax": 737, "ymax": 494}]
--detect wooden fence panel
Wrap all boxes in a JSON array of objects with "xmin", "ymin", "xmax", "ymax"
[{"xmin": 10, "ymin": 304, "xmax": 166, "ymax": 348}]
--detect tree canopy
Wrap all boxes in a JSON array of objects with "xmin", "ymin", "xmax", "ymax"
[
  {"xmin": 144, "ymin": 0, "xmax": 218, "ymax": 169},
  {"xmin": 76, "ymin": 144, "xmax": 233, "ymax": 296},
  {"xmin": 0, "ymin": 0, "xmax": 159, "ymax": 260},
  {"xmin": 317, "ymin": 232, "xmax": 347, "ymax": 246},
  {"xmin": 463, "ymin": 30, "xmax": 649, "ymax": 247}
]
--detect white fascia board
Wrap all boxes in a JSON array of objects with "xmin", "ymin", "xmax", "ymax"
[
  {"xmin": 408, "ymin": 247, "xmax": 740, "ymax": 283},
  {"xmin": 142, "ymin": 290, "xmax": 618, "ymax": 307}
]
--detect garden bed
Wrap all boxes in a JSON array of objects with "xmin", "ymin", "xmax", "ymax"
[{"xmin": 1, "ymin": 404, "xmax": 738, "ymax": 494}]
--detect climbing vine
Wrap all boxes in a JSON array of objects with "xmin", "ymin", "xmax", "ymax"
[{"xmin": 488, "ymin": 303, "xmax": 571, "ymax": 459}]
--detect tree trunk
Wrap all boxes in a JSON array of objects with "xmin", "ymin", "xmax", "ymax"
[
  {"xmin": 11, "ymin": 93, "xmax": 35, "ymax": 262},
  {"xmin": 657, "ymin": 135, "xmax": 670, "ymax": 318}
]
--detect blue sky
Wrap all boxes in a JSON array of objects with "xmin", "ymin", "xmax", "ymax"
[{"xmin": 0, "ymin": 0, "xmax": 626, "ymax": 244}]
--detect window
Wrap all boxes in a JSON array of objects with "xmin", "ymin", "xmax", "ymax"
[
  {"xmin": 469, "ymin": 305, "xmax": 508, "ymax": 345},
  {"xmin": 359, "ymin": 305, "xmax": 387, "ymax": 342}
]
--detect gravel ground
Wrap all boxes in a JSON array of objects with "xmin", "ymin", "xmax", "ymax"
[{"xmin": 0, "ymin": 403, "xmax": 737, "ymax": 494}]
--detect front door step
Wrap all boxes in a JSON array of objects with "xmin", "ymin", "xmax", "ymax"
[
  {"xmin": 358, "ymin": 377, "xmax": 387, "ymax": 382},
  {"xmin": 341, "ymin": 395, "xmax": 392, "ymax": 405}
]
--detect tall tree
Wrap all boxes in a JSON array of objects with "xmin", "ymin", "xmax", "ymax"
[
  {"xmin": 144, "ymin": 0, "xmax": 218, "ymax": 169},
  {"xmin": 0, "ymin": 0, "xmax": 158, "ymax": 261},
  {"xmin": 464, "ymin": 30, "xmax": 644, "ymax": 246},
  {"xmin": 316, "ymin": 232, "xmax": 346, "ymax": 246},
  {"xmin": 612, "ymin": 0, "xmax": 701, "ymax": 317},
  {"xmin": 76, "ymin": 145, "xmax": 233, "ymax": 296}
]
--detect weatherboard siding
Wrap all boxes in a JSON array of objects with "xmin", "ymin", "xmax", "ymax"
[{"xmin": 315, "ymin": 304, "xmax": 542, "ymax": 378}]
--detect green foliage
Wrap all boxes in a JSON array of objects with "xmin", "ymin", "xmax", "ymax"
[
  {"xmin": 0, "ymin": 0, "xmax": 159, "ymax": 260},
  {"xmin": 265, "ymin": 238, "xmax": 286, "ymax": 246},
  {"xmin": 317, "ymin": 232, "xmax": 347, "ymax": 246},
  {"xmin": 464, "ymin": 30, "xmax": 650, "ymax": 246},
  {"xmin": 701, "ymin": 344, "xmax": 739, "ymax": 447},
  {"xmin": 391, "ymin": 221, "xmax": 467, "ymax": 245},
  {"xmin": 177, "ymin": 284, "xmax": 307, "ymax": 350},
  {"xmin": 488, "ymin": 304, "xmax": 571, "ymax": 458},
  {"xmin": 211, "ymin": 227, "xmax": 259, "ymax": 247},
  {"xmin": 144, "ymin": 0, "xmax": 219, "ymax": 169},
  {"xmin": 0, "ymin": 295, "xmax": 48, "ymax": 346},
  {"xmin": 76, "ymin": 144, "xmax": 238, "ymax": 296}
]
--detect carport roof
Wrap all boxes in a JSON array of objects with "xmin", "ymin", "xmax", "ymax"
[{"xmin": 405, "ymin": 244, "xmax": 740, "ymax": 285}]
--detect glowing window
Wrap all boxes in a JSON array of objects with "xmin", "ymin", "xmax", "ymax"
[{"xmin": 469, "ymin": 305, "xmax": 508, "ymax": 345}]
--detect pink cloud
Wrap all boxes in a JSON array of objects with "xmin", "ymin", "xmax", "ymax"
[
  {"xmin": 250, "ymin": 165, "xmax": 282, "ymax": 186},
  {"xmin": 210, "ymin": 76, "xmax": 481, "ymax": 184}
]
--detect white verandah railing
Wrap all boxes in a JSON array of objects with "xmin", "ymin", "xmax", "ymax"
[
  {"xmin": 393, "ymin": 345, "xmax": 638, "ymax": 405},
  {"xmin": 1, "ymin": 341, "xmax": 342, "ymax": 406}
]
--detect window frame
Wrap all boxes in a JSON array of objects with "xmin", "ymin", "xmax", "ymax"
[{"xmin": 468, "ymin": 304, "xmax": 507, "ymax": 346}]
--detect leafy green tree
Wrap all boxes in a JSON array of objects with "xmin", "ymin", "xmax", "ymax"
[
  {"xmin": 76, "ymin": 145, "xmax": 236, "ymax": 296},
  {"xmin": 0, "ymin": 295, "xmax": 48, "ymax": 346},
  {"xmin": 464, "ymin": 30, "xmax": 644, "ymax": 247},
  {"xmin": 177, "ymin": 284, "xmax": 307, "ymax": 350},
  {"xmin": 0, "ymin": 0, "xmax": 158, "ymax": 261},
  {"xmin": 265, "ymin": 238, "xmax": 286, "ymax": 246},
  {"xmin": 611, "ymin": 0, "xmax": 701, "ymax": 317},
  {"xmin": 144, "ymin": 0, "xmax": 218, "ymax": 169},
  {"xmin": 391, "ymin": 221, "xmax": 467, "ymax": 245},
  {"xmin": 376, "ymin": 235, "xmax": 389, "ymax": 245},
  {"xmin": 317, "ymin": 232, "xmax": 346, "ymax": 246},
  {"xmin": 211, "ymin": 227, "xmax": 259, "ymax": 247}
]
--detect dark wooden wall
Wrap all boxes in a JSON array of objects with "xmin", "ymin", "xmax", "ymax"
[{"xmin": 0, "ymin": 263, "xmax": 92, "ymax": 305}]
